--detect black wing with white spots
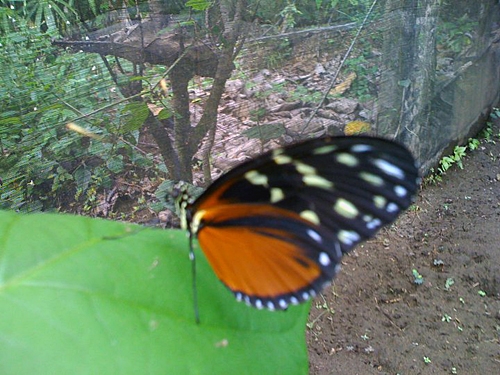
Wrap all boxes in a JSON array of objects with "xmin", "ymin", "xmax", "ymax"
[
  {"xmin": 184, "ymin": 136, "xmax": 420, "ymax": 310},
  {"xmin": 192, "ymin": 136, "xmax": 419, "ymax": 254}
]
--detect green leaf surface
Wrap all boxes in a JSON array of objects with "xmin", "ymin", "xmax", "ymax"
[
  {"xmin": 186, "ymin": 0, "xmax": 212, "ymax": 11},
  {"xmin": 120, "ymin": 102, "xmax": 149, "ymax": 133},
  {"xmin": 0, "ymin": 210, "xmax": 309, "ymax": 375}
]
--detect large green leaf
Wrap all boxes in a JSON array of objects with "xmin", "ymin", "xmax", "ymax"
[{"xmin": 0, "ymin": 210, "xmax": 309, "ymax": 375}]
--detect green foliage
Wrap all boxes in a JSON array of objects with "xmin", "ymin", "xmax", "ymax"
[
  {"xmin": 438, "ymin": 145, "xmax": 466, "ymax": 174},
  {"xmin": 0, "ymin": 209, "xmax": 310, "ymax": 375},
  {"xmin": 467, "ymin": 137, "xmax": 480, "ymax": 150},
  {"xmin": 121, "ymin": 102, "xmax": 150, "ymax": 133},
  {"xmin": 279, "ymin": 2, "xmax": 303, "ymax": 31},
  {"xmin": 255, "ymin": 0, "xmax": 375, "ymax": 28},
  {"xmin": 186, "ymin": 0, "xmax": 212, "ymax": 12},
  {"xmin": 479, "ymin": 119, "xmax": 497, "ymax": 144},
  {"xmin": 441, "ymin": 313, "xmax": 452, "ymax": 322},
  {"xmin": 412, "ymin": 269, "xmax": 424, "ymax": 285},
  {"xmin": 425, "ymin": 113, "xmax": 500, "ymax": 186},
  {"xmin": 445, "ymin": 277, "xmax": 454, "ymax": 290},
  {"xmin": 344, "ymin": 54, "xmax": 377, "ymax": 101},
  {"xmin": 2, "ymin": 0, "xmax": 79, "ymax": 34},
  {"xmin": 0, "ymin": 23, "xmax": 153, "ymax": 212},
  {"xmin": 437, "ymin": 14, "xmax": 477, "ymax": 54},
  {"xmin": 289, "ymin": 85, "xmax": 323, "ymax": 104},
  {"xmin": 0, "ymin": 3, "xmax": 20, "ymax": 33}
]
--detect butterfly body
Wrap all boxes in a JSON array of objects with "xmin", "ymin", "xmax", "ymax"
[{"xmin": 179, "ymin": 136, "xmax": 419, "ymax": 311}]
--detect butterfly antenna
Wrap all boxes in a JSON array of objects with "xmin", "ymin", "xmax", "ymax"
[{"xmin": 189, "ymin": 233, "xmax": 200, "ymax": 324}]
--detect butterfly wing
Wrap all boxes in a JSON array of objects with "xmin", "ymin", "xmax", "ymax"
[
  {"xmin": 195, "ymin": 204, "xmax": 342, "ymax": 310},
  {"xmin": 188, "ymin": 136, "xmax": 419, "ymax": 309}
]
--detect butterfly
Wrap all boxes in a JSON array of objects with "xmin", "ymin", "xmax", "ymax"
[{"xmin": 176, "ymin": 136, "xmax": 419, "ymax": 314}]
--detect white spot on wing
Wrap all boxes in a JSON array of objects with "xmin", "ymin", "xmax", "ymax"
[
  {"xmin": 307, "ymin": 228, "xmax": 322, "ymax": 243},
  {"xmin": 294, "ymin": 161, "xmax": 316, "ymax": 175},
  {"xmin": 373, "ymin": 195, "xmax": 387, "ymax": 209},
  {"xmin": 394, "ymin": 185, "xmax": 407, "ymax": 197},
  {"xmin": 313, "ymin": 145, "xmax": 337, "ymax": 154},
  {"xmin": 338, "ymin": 230, "xmax": 360, "ymax": 246},
  {"xmin": 255, "ymin": 299, "xmax": 263, "ymax": 309},
  {"xmin": 245, "ymin": 170, "xmax": 269, "ymax": 186},
  {"xmin": 373, "ymin": 159, "xmax": 405, "ymax": 179},
  {"xmin": 273, "ymin": 153, "xmax": 293, "ymax": 165},
  {"xmin": 360, "ymin": 171, "xmax": 384, "ymax": 187},
  {"xmin": 387, "ymin": 202, "xmax": 399, "ymax": 213},
  {"xmin": 366, "ymin": 217, "xmax": 382, "ymax": 230},
  {"xmin": 301, "ymin": 210, "xmax": 320, "ymax": 225},
  {"xmin": 319, "ymin": 252, "xmax": 331, "ymax": 266},
  {"xmin": 334, "ymin": 198, "xmax": 359, "ymax": 219},
  {"xmin": 270, "ymin": 187, "xmax": 285, "ymax": 203},
  {"xmin": 336, "ymin": 153, "xmax": 359, "ymax": 167},
  {"xmin": 303, "ymin": 174, "xmax": 334, "ymax": 189},
  {"xmin": 351, "ymin": 144, "xmax": 373, "ymax": 153},
  {"xmin": 279, "ymin": 299, "xmax": 288, "ymax": 309},
  {"xmin": 293, "ymin": 160, "xmax": 334, "ymax": 189}
]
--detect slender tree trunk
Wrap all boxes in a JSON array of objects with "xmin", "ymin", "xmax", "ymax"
[
  {"xmin": 170, "ymin": 63, "xmax": 195, "ymax": 181},
  {"xmin": 188, "ymin": 0, "xmax": 247, "ymax": 183}
]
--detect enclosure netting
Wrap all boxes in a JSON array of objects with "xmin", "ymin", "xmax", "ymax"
[{"xmin": 1, "ymin": 0, "xmax": 499, "ymax": 213}]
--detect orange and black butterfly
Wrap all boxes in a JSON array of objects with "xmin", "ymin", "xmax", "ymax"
[{"xmin": 177, "ymin": 136, "xmax": 419, "ymax": 312}]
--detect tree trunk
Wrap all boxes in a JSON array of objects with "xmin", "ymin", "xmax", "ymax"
[{"xmin": 170, "ymin": 63, "xmax": 196, "ymax": 181}]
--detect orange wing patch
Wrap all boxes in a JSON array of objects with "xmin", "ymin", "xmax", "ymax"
[{"xmin": 196, "ymin": 205, "xmax": 323, "ymax": 298}]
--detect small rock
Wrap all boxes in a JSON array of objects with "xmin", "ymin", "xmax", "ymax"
[
  {"xmin": 326, "ymin": 98, "xmax": 359, "ymax": 114},
  {"xmin": 314, "ymin": 63, "xmax": 326, "ymax": 75}
]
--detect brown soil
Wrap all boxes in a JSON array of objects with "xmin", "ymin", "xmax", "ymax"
[{"xmin": 307, "ymin": 122, "xmax": 500, "ymax": 374}]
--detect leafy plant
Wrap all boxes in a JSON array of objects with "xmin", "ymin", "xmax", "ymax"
[
  {"xmin": 438, "ymin": 145, "xmax": 467, "ymax": 174},
  {"xmin": 344, "ymin": 54, "xmax": 378, "ymax": 101},
  {"xmin": 437, "ymin": 14, "xmax": 477, "ymax": 54},
  {"xmin": 0, "ymin": 209, "xmax": 310, "ymax": 375},
  {"xmin": 279, "ymin": 2, "xmax": 303, "ymax": 31},
  {"xmin": 0, "ymin": 22, "xmax": 154, "ymax": 212},
  {"xmin": 442, "ymin": 314, "xmax": 452, "ymax": 323},
  {"xmin": 468, "ymin": 137, "xmax": 480, "ymax": 150},
  {"xmin": 412, "ymin": 269, "xmax": 424, "ymax": 285},
  {"xmin": 424, "ymin": 107, "xmax": 500, "ymax": 186},
  {"xmin": 480, "ymin": 121, "xmax": 495, "ymax": 143},
  {"xmin": 186, "ymin": 0, "xmax": 212, "ymax": 11}
]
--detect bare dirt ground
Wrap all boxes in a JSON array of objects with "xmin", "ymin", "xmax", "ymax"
[{"xmin": 307, "ymin": 121, "xmax": 500, "ymax": 374}]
